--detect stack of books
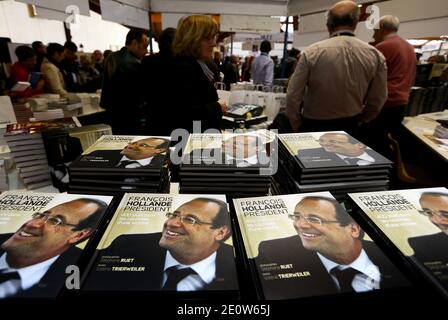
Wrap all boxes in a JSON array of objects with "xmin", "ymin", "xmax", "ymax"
[
  {"xmin": 277, "ymin": 131, "xmax": 392, "ymax": 200},
  {"xmin": 41, "ymin": 124, "xmax": 112, "ymax": 191},
  {"xmin": 12, "ymin": 102, "xmax": 33, "ymax": 123},
  {"xmin": 4, "ymin": 123, "xmax": 50, "ymax": 189},
  {"xmin": 233, "ymin": 192, "xmax": 409, "ymax": 300},
  {"xmin": 0, "ymin": 132, "xmax": 13, "ymax": 171},
  {"xmin": 67, "ymin": 124, "xmax": 112, "ymax": 151},
  {"xmin": 348, "ymin": 187, "xmax": 448, "ymax": 298},
  {"xmin": 179, "ymin": 130, "xmax": 277, "ymax": 199},
  {"xmin": 68, "ymin": 135, "xmax": 171, "ymax": 195},
  {"xmin": 82, "ymin": 193, "xmax": 239, "ymax": 298},
  {"xmin": 0, "ymin": 191, "xmax": 113, "ymax": 299},
  {"xmin": 0, "ymin": 159, "xmax": 7, "ymax": 191},
  {"xmin": 4, "ymin": 119, "xmax": 80, "ymax": 190}
]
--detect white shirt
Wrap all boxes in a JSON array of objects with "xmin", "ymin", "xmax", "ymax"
[
  {"xmin": 0, "ymin": 253, "xmax": 59, "ymax": 298},
  {"xmin": 338, "ymin": 151, "xmax": 376, "ymax": 166},
  {"xmin": 118, "ymin": 155, "xmax": 154, "ymax": 168},
  {"xmin": 286, "ymin": 35, "xmax": 387, "ymax": 131},
  {"xmin": 225, "ymin": 154, "xmax": 259, "ymax": 167},
  {"xmin": 162, "ymin": 251, "xmax": 217, "ymax": 291},
  {"xmin": 317, "ymin": 249, "xmax": 381, "ymax": 292},
  {"xmin": 251, "ymin": 53, "xmax": 274, "ymax": 88}
]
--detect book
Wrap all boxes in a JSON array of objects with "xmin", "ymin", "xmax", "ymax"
[
  {"xmin": 179, "ymin": 131, "xmax": 277, "ymax": 198},
  {"xmin": 0, "ymin": 191, "xmax": 113, "ymax": 299},
  {"xmin": 83, "ymin": 193, "xmax": 239, "ymax": 297},
  {"xmin": 181, "ymin": 130, "xmax": 274, "ymax": 169},
  {"xmin": 69, "ymin": 135, "xmax": 170, "ymax": 173},
  {"xmin": 279, "ymin": 131, "xmax": 392, "ymax": 171},
  {"xmin": 234, "ymin": 192, "xmax": 409, "ymax": 300},
  {"xmin": 10, "ymin": 81, "xmax": 30, "ymax": 92},
  {"xmin": 348, "ymin": 188, "xmax": 448, "ymax": 298},
  {"xmin": 0, "ymin": 96, "xmax": 17, "ymax": 129},
  {"xmin": 4, "ymin": 118, "xmax": 80, "ymax": 140},
  {"xmin": 28, "ymin": 71, "xmax": 42, "ymax": 88}
]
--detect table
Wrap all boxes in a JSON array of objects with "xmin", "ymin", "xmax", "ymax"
[{"xmin": 402, "ymin": 110, "xmax": 448, "ymax": 162}]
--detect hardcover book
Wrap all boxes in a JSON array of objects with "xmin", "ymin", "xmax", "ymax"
[
  {"xmin": 234, "ymin": 192, "xmax": 408, "ymax": 300},
  {"xmin": 181, "ymin": 130, "xmax": 275, "ymax": 169},
  {"xmin": 348, "ymin": 187, "xmax": 448, "ymax": 297},
  {"xmin": 69, "ymin": 135, "xmax": 170, "ymax": 173},
  {"xmin": 83, "ymin": 193, "xmax": 239, "ymax": 296},
  {"xmin": 0, "ymin": 191, "xmax": 113, "ymax": 299},
  {"xmin": 279, "ymin": 131, "xmax": 391, "ymax": 170}
]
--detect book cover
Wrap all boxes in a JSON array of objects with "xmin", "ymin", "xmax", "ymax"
[
  {"xmin": 0, "ymin": 191, "xmax": 112, "ymax": 299},
  {"xmin": 234, "ymin": 192, "xmax": 408, "ymax": 300},
  {"xmin": 83, "ymin": 193, "xmax": 239, "ymax": 295},
  {"xmin": 181, "ymin": 130, "xmax": 275, "ymax": 169},
  {"xmin": 4, "ymin": 118, "xmax": 80, "ymax": 136},
  {"xmin": 348, "ymin": 188, "xmax": 448, "ymax": 297},
  {"xmin": 279, "ymin": 131, "xmax": 391, "ymax": 169},
  {"xmin": 69, "ymin": 135, "xmax": 170, "ymax": 172}
]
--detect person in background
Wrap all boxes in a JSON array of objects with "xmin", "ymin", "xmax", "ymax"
[
  {"xmin": 427, "ymin": 55, "xmax": 446, "ymax": 64},
  {"xmin": 143, "ymin": 27, "xmax": 178, "ymax": 136},
  {"xmin": 208, "ymin": 50, "xmax": 222, "ymax": 83},
  {"xmin": 360, "ymin": 15, "xmax": 416, "ymax": 158},
  {"xmin": 283, "ymin": 48, "xmax": 301, "ymax": 79},
  {"xmin": 251, "ymin": 40, "xmax": 274, "ymax": 88},
  {"xmin": 31, "ymin": 41, "xmax": 46, "ymax": 72},
  {"xmin": 241, "ymin": 56, "xmax": 254, "ymax": 82},
  {"xmin": 41, "ymin": 43, "xmax": 67, "ymax": 98},
  {"xmin": 169, "ymin": 15, "xmax": 227, "ymax": 133},
  {"xmin": 78, "ymin": 54, "xmax": 101, "ymax": 92},
  {"xmin": 101, "ymin": 29, "xmax": 149, "ymax": 134},
  {"xmin": 91, "ymin": 49, "xmax": 104, "ymax": 74},
  {"xmin": 286, "ymin": 1, "xmax": 387, "ymax": 135},
  {"xmin": 9, "ymin": 45, "xmax": 44, "ymax": 98},
  {"xmin": 60, "ymin": 41, "xmax": 81, "ymax": 92},
  {"xmin": 103, "ymin": 50, "xmax": 112, "ymax": 62},
  {"xmin": 223, "ymin": 55, "xmax": 239, "ymax": 91}
]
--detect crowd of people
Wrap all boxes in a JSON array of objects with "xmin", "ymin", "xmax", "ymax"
[
  {"xmin": 8, "ymin": 41, "xmax": 105, "ymax": 100},
  {"xmin": 3, "ymin": 1, "xmax": 446, "ymax": 149}
]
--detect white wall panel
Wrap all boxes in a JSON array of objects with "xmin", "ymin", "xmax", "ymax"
[
  {"xmin": 294, "ymin": 0, "xmax": 448, "ymax": 49},
  {"xmin": 71, "ymin": 11, "xmax": 130, "ymax": 52},
  {"xmin": 16, "ymin": 0, "xmax": 90, "ymax": 16},
  {"xmin": 0, "ymin": 1, "xmax": 128, "ymax": 52},
  {"xmin": 0, "ymin": 1, "xmax": 65, "ymax": 45},
  {"xmin": 101, "ymin": 0, "xmax": 149, "ymax": 30},
  {"xmin": 221, "ymin": 15, "xmax": 280, "ymax": 33},
  {"xmin": 151, "ymin": 0, "xmax": 287, "ymax": 16}
]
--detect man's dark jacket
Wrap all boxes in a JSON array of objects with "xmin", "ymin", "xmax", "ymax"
[
  {"xmin": 101, "ymin": 47, "xmax": 146, "ymax": 134},
  {"xmin": 72, "ymin": 150, "xmax": 166, "ymax": 169},
  {"xmin": 84, "ymin": 232, "xmax": 238, "ymax": 292},
  {"xmin": 297, "ymin": 147, "xmax": 389, "ymax": 168},
  {"xmin": 254, "ymin": 235, "xmax": 408, "ymax": 299},
  {"xmin": 0, "ymin": 233, "xmax": 82, "ymax": 298}
]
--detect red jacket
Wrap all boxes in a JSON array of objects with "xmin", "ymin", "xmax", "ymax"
[
  {"xmin": 375, "ymin": 35, "xmax": 416, "ymax": 107},
  {"xmin": 9, "ymin": 62, "xmax": 43, "ymax": 98}
]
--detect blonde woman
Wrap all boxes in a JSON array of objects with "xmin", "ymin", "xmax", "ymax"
[{"xmin": 169, "ymin": 15, "xmax": 226, "ymax": 133}]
